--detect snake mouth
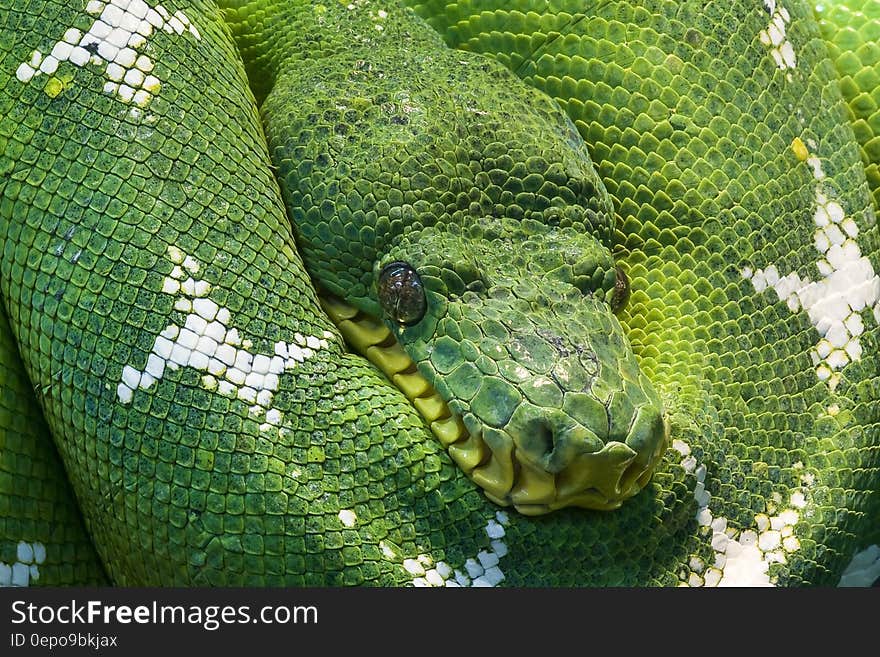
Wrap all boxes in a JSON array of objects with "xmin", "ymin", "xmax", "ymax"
[{"xmin": 319, "ymin": 292, "xmax": 669, "ymax": 515}]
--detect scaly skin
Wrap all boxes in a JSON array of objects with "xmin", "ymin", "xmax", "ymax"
[
  {"xmin": 0, "ymin": 0, "xmax": 878, "ymax": 586},
  {"xmin": 0, "ymin": 307, "xmax": 107, "ymax": 585},
  {"xmin": 815, "ymin": 0, "xmax": 880, "ymax": 210}
]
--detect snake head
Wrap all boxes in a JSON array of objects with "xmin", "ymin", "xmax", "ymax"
[
  {"xmin": 262, "ymin": 26, "xmax": 669, "ymax": 513},
  {"xmin": 374, "ymin": 215, "xmax": 669, "ymax": 514}
]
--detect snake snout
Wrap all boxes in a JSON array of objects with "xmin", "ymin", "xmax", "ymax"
[{"xmin": 474, "ymin": 397, "xmax": 668, "ymax": 515}]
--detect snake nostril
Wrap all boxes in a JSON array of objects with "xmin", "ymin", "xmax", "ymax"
[{"xmin": 534, "ymin": 419, "xmax": 555, "ymax": 460}]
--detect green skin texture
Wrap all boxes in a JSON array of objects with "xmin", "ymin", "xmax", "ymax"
[{"xmin": 0, "ymin": 0, "xmax": 877, "ymax": 586}]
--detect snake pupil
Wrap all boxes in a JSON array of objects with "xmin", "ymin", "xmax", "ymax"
[
  {"xmin": 378, "ymin": 262, "xmax": 427, "ymax": 326},
  {"xmin": 610, "ymin": 266, "xmax": 630, "ymax": 314}
]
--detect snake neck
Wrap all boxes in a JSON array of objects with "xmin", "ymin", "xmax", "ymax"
[{"xmin": 219, "ymin": 0, "xmax": 443, "ymax": 106}]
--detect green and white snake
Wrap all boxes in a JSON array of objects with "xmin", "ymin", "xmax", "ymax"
[{"xmin": 1, "ymin": 0, "xmax": 878, "ymax": 587}]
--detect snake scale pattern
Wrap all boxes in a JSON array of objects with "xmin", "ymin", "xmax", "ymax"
[{"xmin": 1, "ymin": 0, "xmax": 879, "ymax": 587}]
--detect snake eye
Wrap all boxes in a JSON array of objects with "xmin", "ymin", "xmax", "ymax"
[
  {"xmin": 610, "ymin": 265, "xmax": 630, "ymax": 314},
  {"xmin": 378, "ymin": 261, "xmax": 427, "ymax": 326}
]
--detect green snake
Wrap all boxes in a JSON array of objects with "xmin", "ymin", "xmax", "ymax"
[{"xmin": 1, "ymin": 0, "xmax": 879, "ymax": 587}]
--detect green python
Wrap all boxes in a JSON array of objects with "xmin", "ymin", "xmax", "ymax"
[{"xmin": 0, "ymin": 0, "xmax": 878, "ymax": 587}]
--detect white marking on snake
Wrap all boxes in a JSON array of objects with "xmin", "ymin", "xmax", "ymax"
[
  {"xmin": 15, "ymin": 0, "xmax": 200, "ymax": 109},
  {"xmin": 743, "ymin": 147, "xmax": 880, "ymax": 388},
  {"xmin": 0, "ymin": 541, "xmax": 47, "ymax": 587},
  {"xmin": 338, "ymin": 510, "xmax": 357, "ymax": 528},
  {"xmin": 838, "ymin": 545, "xmax": 880, "ymax": 586},
  {"xmin": 673, "ymin": 440, "xmax": 809, "ymax": 586},
  {"xmin": 407, "ymin": 511, "xmax": 511, "ymax": 587},
  {"xmin": 759, "ymin": 1, "xmax": 796, "ymax": 70},
  {"xmin": 117, "ymin": 248, "xmax": 333, "ymax": 431}
]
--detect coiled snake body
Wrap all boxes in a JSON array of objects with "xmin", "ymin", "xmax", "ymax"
[{"xmin": 0, "ymin": 0, "xmax": 878, "ymax": 586}]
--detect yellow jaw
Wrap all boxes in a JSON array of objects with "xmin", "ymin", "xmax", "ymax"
[{"xmin": 319, "ymin": 293, "xmax": 470, "ymax": 444}]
